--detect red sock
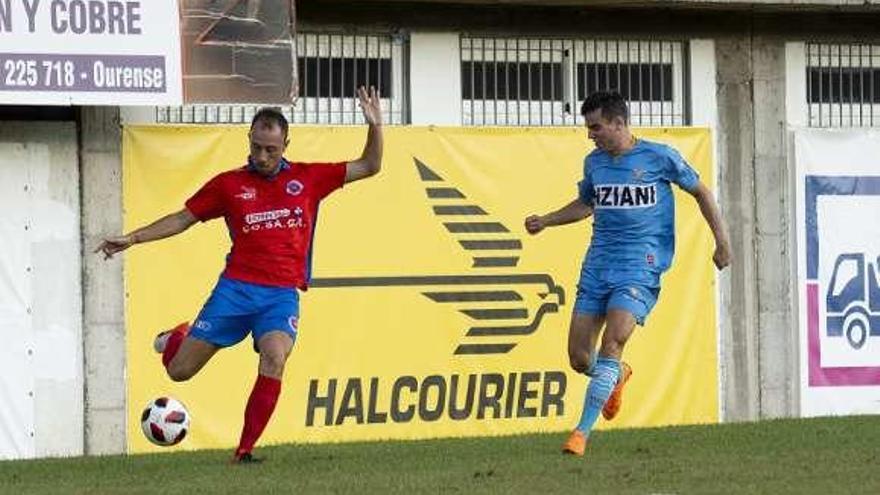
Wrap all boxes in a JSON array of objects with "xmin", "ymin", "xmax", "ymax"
[
  {"xmin": 161, "ymin": 324, "xmax": 188, "ymax": 368},
  {"xmin": 235, "ymin": 374, "xmax": 282, "ymax": 457}
]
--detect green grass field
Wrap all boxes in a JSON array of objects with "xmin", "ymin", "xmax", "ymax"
[{"xmin": 1, "ymin": 416, "xmax": 878, "ymax": 494}]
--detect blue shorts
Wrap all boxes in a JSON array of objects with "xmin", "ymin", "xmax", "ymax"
[
  {"xmin": 190, "ymin": 276, "xmax": 299, "ymax": 351},
  {"xmin": 573, "ymin": 267, "xmax": 661, "ymax": 325}
]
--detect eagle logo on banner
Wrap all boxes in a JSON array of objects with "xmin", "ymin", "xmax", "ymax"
[{"xmin": 310, "ymin": 158, "xmax": 566, "ymax": 356}]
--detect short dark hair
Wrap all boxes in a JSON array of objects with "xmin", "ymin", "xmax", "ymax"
[
  {"xmin": 580, "ymin": 91, "xmax": 629, "ymax": 124},
  {"xmin": 251, "ymin": 107, "xmax": 289, "ymax": 139}
]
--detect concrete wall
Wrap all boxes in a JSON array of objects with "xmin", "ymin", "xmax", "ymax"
[
  {"xmin": 752, "ymin": 36, "xmax": 797, "ymax": 418},
  {"xmin": 716, "ymin": 33, "xmax": 799, "ymax": 420},
  {"xmin": 713, "ymin": 35, "xmax": 760, "ymax": 421},
  {"xmin": 80, "ymin": 107, "xmax": 127, "ymax": 454}
]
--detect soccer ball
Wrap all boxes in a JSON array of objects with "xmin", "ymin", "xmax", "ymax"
[{"xmin": 141, "ymin": 397, "xmax": 191, "ymax": 446}]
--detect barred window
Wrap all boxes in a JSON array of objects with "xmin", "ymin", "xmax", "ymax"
[
  {"xmin": 461, "ymin": 38, "xmax": 569, "ymax": 126},
  {"xmin": 298, "ymin": 57, "xmax": 393, "ymax": 98},
  {"xmin": 462, "ymin": 61, "xmax": 563, "ymax": 101},
  {"xmin": 157, "ymin": 32, "xmax": 408, "ymax": 125},
  {"xmin": 807, "ymin": 43, "xmax": 880, "ymax": 127},
  {"xmin": 461, "ymin": 36, "xmax": 689, "ymax": 126},
  {"xmin": 294, "ymin": 33, "xmax": 406, "ymax": 124},
  {"xmin": 577, "ymin": 63, "xmax": 674, "ymax": 102}
]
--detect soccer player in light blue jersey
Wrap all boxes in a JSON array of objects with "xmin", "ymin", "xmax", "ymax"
[{"xmin": 524, "ymin": 91, "xmax": 731, "ymax": 457}]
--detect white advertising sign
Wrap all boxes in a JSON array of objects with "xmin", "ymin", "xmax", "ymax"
[
  {"xmin": 795, "ymin": 129, "xmax": 880, "ymax": 416},
  {"xmin": 0, "ymin": 0, "xmax": 181, "ymax": 105}
]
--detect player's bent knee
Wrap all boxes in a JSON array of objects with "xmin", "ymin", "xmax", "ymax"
[
  {"xmin": 569, "ymin": 353, "xmax": 590, "ymax": 374},
  {"xmin": 166, "ymin": 362, "xmax": 196, "ymax": 382},
  {"xmin": 259, "ymin": 351, "xmax": 288, "ymax": 376}
]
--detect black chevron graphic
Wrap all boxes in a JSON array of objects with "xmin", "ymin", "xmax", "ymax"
[{"xmin": 310, "ymin": 157, "xmax": 565, "ymax": 355}]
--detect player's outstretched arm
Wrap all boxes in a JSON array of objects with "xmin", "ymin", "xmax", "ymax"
[
  {"xmin": 95, "ymin": 208, "xmax": 198, "ymax": 260},
  {"xmin": 689, "ymin": 182, "xmax": 732, "ymax": 270},
  {"xmin": 345, "ymin": 86, "xmax": 383, "ymax": 184},
  {"xmin": 524, "ymin": 199, "xmax": 593, "ymax": 235}
]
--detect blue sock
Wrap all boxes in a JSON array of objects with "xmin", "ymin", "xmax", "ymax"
[{"xmin": 575, "ymin": 356, "xmax": 620, "ymax": 436}]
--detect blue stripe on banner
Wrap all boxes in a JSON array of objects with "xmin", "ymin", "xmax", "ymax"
[{"xmin": 805, "ymin": 176, "xmax": 880, "ymax": 279}]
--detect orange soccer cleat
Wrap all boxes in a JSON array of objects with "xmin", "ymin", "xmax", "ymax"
[
  {"xmin": 561, "ymin": 429, "xmax": 588, "ymax": 456},
  {"xmin": 601, "ymin": 362, "xmax": 632, "ymax": 420}
]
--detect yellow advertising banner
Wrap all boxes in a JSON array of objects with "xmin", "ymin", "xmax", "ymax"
[{"xmin": 123, "ymin": 126, "xmax": 717, "ymax": 453}]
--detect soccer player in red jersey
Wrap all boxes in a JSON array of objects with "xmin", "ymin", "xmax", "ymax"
[{"xmin": 96, "ymin": 86, "xmax": 383, "ymax": 463}]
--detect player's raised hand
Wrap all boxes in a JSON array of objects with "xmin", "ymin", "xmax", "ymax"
[
  {"xmin": 95, "ymin": 235, "xmax": 135, "ymax": 260},
  {"xmin": 357, "ymin": 86, "xmax": 383, "ymax": 126},
  {"xmin": 524, "ymin": 214, "xmax": 546, "ymax": 235}
]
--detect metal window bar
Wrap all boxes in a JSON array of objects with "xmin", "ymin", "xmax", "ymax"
[
  {"xmin": 807, "ymin": 42, "xmax": 880, "ymax": 128},
  {"xmin": 482, "ymin": 37, "xmax": 487, "ymax": 125},
  {"xmin": 516, "ymin": 38, "xmax": 523, "ymax": 126},
  {"xmin": 461, "ymin": 35, "xmax": 688, "ymax": 126},
  {"xmin": 526, "ymin": 41, "xmax": 541, "ymax": 126},
  {"xmin": 840, "ymin": 44, "xmax": 847, "ymax": 126},
  {"xmin": 157, "ymin": 32, "xmax": 408, "ymax": 125}
]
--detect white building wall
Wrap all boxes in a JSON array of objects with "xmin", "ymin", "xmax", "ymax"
[
  {"xmin": 409, "ymin": 32, "xmax": 463, "ymax": 125},
  {"xmin": 785, "ymin": 41, "xmax": 808, "ymax": 415},
  {"xmin": 785, "ymin": 42, "xmax": 808, "ymax": 128},
  {"xmin": 688, "ymin": 38, "xmax": 728, "ymax": 419},
  {"xmin": 690, "ymin": 39, "xmax": 719, "ymax": 130},
  {"xmin": 0, "ymin": 123, "xmax": 83, "ymax": 459}
]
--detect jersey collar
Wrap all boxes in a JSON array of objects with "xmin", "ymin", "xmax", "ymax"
[
  {"xmin": 247, "ymin": 158, "xmax": 291, "ymax": 179},
  {"xmin": 609, "ymin": 137, "xmax": 642, "ymax": 162}
]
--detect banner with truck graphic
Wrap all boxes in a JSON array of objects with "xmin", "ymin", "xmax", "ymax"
[{"xmin": 795, "ymin": 128, "xmax": 880, "ymax": 416}]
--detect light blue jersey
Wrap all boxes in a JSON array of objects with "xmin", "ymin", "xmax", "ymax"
[{"xmin": 578, "ymin": 139, "xmax": 699, "ymax": 274}]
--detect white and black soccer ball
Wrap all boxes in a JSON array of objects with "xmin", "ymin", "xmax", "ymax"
[{"xmin": 141, "ymin": 397, "xmax": 191, "ymax": 446}]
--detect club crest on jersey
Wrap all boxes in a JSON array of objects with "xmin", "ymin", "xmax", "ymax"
[
  {"xmin": 286, "ymin": 179, "xmax": 304, "ymax": 196},
  {"xmin": 594, "ymin": 183, "xmax": 657, "ymax": 209}
]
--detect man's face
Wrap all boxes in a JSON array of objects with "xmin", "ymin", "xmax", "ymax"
[
  {"xmin": 584, "ymin": 109, "xmax": 624, "ymax": 151},
  {"xmin": 248, "ymin": 123, "xmax": 288, "ymax": 177}
]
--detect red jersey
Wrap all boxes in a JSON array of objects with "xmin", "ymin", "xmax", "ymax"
[{"xmin": 185, "ymin": 160, "xmax": 347, "ymax": 289}]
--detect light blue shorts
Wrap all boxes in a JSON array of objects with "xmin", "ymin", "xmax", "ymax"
[
  {"xmin": 573, "ymin": 267, "xmax": 661, "ymax": 325},
  {"xmin": 190, "ymin": 276, "xmax": 299, "ymax": 351}
]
